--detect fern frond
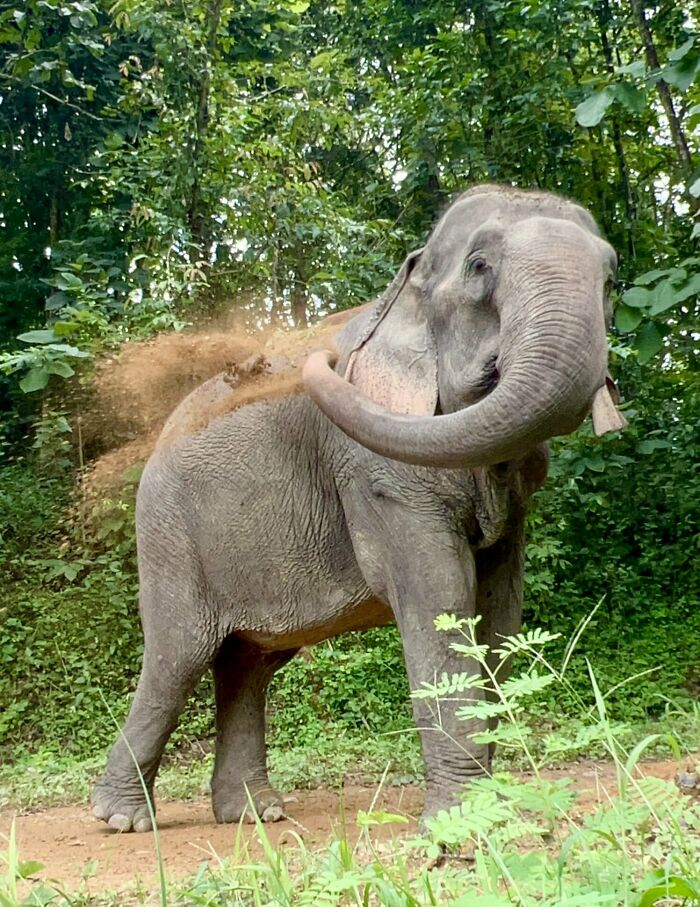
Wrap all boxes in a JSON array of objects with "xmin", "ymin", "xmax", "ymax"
[
  {"xmin": 411, "ymin": 671, "xmax": 486, "ymax": 699},
  {"xmin": 501, "ymin": 669, "xmax": 555, "ymax": 700},
  {"xmin": 450, "ymin": 641, "xmax": 490, "ymax": 660},
  {"xmin": 493, "ymin": 628, "xmax": 561, "ymax": 657}
]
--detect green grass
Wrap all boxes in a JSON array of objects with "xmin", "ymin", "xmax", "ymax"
[
  {"xmin": 2, "ymin": 707, "xmax": 699, "ymax": 813},
  {"xmin": 2, "ymin": 619, "xmax": 700, "ymax": 907}
]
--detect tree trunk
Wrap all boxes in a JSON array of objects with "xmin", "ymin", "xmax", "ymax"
[
  {"xmin": 188, "ymin": 0, "xmax": 226, "ymax": 248},
  {"xmin": 630, "ymin": 0, "xmax": 698, "ymax": 214},
  {"xmin": 597, "ymin": 0, "xmax": 636, "ymax": 259},
  {"xmin": 291, "ymin": 260, "xmax": 308, "ymax": 328}
]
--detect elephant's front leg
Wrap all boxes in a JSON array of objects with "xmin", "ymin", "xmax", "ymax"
[{"xmin": 386, "ymin": 526, "xmax": 489, "ymax": 817}]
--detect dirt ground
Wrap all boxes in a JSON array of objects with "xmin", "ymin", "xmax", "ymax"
[{"xmin": 1, "ymin": 757, "xmax": 695, "ymax": 895}]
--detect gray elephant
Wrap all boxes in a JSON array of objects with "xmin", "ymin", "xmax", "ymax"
[{"xmin": 93, "ymin": 184, "xmax": 624, "ymax": 832}]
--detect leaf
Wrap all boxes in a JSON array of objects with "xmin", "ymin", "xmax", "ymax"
[
  {"xmin": 434, "ymin": 613, "xmax": 472, "ymax": 632},
  {"xmin": 633, "ymin": 267, "xmax": 678, "ymax": 285},
  {"xmin": 356, "ymin": 810, "xmax": 409, "ymax": 827},
  {"xmin": 53, "ymin": 271, "xmax": 85, "ymax": 291},
  {"xmin": 493, "ymin": 627, "xmax": 561, "ymax": 657},
  {"xmin": 310, "ymin": 50, "xmax": 335, "ymax": 69},
  {"xmin": 667, "ymin": 36, "xmax": 696, "ymax": 62},
  {"xmin": 17, "ymin": 330, "xmax": 57, "ymax": 344},
  {"xmin": 17, "ymin": 859, "xmax": 44, "ymax": 878},
  {"xmin": 638, "ymin": 874, "xmax": 700, "ymax": 907},
  {"xmin": 575, "ymin": 88, "xmax": 615, "ymax": 127},
  {"xmin": 637, "ymin": 439, "xmax": 672, "ymax": 454},
  {"xmin": 672, "ymin": 272, "xmax": 700, "ymax": 303},
  {"xmin": 412, "ymin": 671, "xmax": 483, "ymax": 698},
  {"xmin": 647, "ymin": 280, "xmax": 677, "ymax": 315},
  {"xmin": 613, "ymin": 82, "xmax": 645, "ymax": 114},
  {"xmin": 501, "ymin": 670, "xmax": 555, "ymax": 698},
  {"xmin": 616, "ymin": 61, "xmax": 646, "ymax": 78},
  {"xmin": 690, "ymin": 177, "xmax": 700, "ymax": 197},
  {"xmin": 456, "ymin": 699, "xmax": 514, "ymax": 721},
  {"xmin": 46, "ymin": 343, "xmax": 90, "ymax": 358},
  {"xmin": 47, "ymin": 360, "xmax": 75, "ymax": 377},
  {"xmin": 615, "ymin": 303, "xmax": 642, "ymax": 333},
  {"xmin": 635, "ymin": 322, "xmax": 664, "ymax": 364},
  {"xmin": 661, "ymin": 52, "xmax": 700, "ymax": 93},
  {"xmin": 45, "ymin": 291, "xmax": 69, "ymax": 311},
  {"xmin": 52, "ymin": 321, "xmax": 80, "ymax": 337},
  {"xmin": 19, "ymin": 367, "xmax": 50, "ymax": 392},
  {"xmin": 622, "ymin": 286, "xmax": 652, "ymax": 308},
  {"xmin": 103, "ymin": 131, "xmax": 125, "ymax": 150}
]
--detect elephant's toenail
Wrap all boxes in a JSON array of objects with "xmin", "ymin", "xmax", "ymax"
[
  {"xmin": 108, "ymin": 813, "xmax": 132, "ymax": 832},
  {"xmin": 133, "ymin": 817, "xmax": 153, "ymax": 833},
  {"xmin": 261, "ymin": 805, "xmax": 285, "ymax": 822}
]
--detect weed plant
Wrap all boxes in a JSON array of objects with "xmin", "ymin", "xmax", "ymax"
[{"xmin": 2, "ymin": 617, "xmax": 699, "ymax": 906}]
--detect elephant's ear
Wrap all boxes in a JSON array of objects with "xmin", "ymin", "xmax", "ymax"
[{"xmin": 343, "ymin": 249, "xmax": 438, "ymax": 416}]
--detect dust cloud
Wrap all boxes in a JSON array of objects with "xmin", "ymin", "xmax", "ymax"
[{"xmin": 82, "ymin": 305, "xmax": 365, "ymax": 495}]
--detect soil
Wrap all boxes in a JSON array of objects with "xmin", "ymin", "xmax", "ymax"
[
  {"xmin": 1, "ymin": 757, "xmax": 693, "ymax": 894},
  {"xmin": 81, "ymin": 306, "xmax": 360, "ymax": 498}
]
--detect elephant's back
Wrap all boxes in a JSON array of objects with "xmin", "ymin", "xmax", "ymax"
[
  {"xmin": 137, "ymin": 395, "xmax": 368, "ymax": 633},
  {"xmin": 155, "ymin": 363, "xmax": 304, "ymax": 454}
]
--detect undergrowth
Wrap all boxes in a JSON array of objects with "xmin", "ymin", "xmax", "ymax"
[
  {"xmin": 1, "ymin": 379, "xmax": 699, "ymax": 809},
  {"xmin": 2, "ymin": 618, "xmax": 699, "ymax": 906}
]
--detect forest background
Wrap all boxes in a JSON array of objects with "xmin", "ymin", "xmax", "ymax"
[{"xmin": 0, "ymin": 0, "xmax": 699, "ymax": 800}]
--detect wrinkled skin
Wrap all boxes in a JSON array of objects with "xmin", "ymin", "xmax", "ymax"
[{"xmin": 93, "ymin": 185, "xmax": 622, "ymax": 832}]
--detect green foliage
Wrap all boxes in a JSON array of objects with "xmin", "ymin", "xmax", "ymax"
[
  {"xmin": 0, "ymin": 336, "xmax": 90, "ymax": 393},
  {"xmin": 522, "ymin": 360, "xmax": 700, "ymax": 722},
  {"xmin": 269, "ymin": 629, "xmax": 411, "ymax": 749},
  {"xmin": 5, "ymin": 622, "xmax": 700, "ymax": 907}
]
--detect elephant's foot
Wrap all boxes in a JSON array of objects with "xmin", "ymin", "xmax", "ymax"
[
  {"xmin": 212, "ymin": 782, "xmax": 286, "ymax": 824},
  {"xmin": 421, "ymin": 773, "xmax": 486, "ymax": 823},
  {"xmin": 92, "ymin": 777, "xmax": 154, "ymax": 833}
]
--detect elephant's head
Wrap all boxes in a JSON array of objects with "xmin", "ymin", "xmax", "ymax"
[{"xmin": 303, "ymin": 185, "xmax": 626, "ymax": 468}]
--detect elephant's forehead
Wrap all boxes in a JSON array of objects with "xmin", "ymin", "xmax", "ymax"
[{"xmin": 430, "ymin": 192, "xmax": 599, "ymax": 253}]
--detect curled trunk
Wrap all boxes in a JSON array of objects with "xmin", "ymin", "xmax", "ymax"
[{"xmin": 304, "ymin": 281, "xmax": 609, "ymax": 469}]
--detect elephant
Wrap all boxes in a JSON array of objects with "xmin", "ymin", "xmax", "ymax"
[{"xmin": 92, "ymin": 184, "xmax": 625, "ymax": 832}]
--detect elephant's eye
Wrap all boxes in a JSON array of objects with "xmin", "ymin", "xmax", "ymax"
[{"xmin": 467, "ymin": 256, "xmax": 488, "ymax": 276}]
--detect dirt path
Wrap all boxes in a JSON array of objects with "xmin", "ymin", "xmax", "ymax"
[{"xmin": 0, "ymin": 758, "xmax": 691, "ymax": 895}]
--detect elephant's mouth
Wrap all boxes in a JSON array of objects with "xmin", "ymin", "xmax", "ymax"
[
  {"xmin": 474, "ymin": 354, "xmax": 500, "ymax": 396},
  {"xmin": 439, "ymin": 355, "xmax": 500, "ymax": 415}
]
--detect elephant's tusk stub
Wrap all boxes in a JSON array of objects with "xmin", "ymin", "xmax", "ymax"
[{"xmin": 591, "ymin": 377, "xmax": 628, "ymax": 436}]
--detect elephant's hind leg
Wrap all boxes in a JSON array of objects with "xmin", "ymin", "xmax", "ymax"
[
  {"xmin": 93, "ymin": 573, "xmax": 219, "ymax": 832},
  {"xmin": 211, "ymin": 637, "xmax": 296, "ymax": 823}
]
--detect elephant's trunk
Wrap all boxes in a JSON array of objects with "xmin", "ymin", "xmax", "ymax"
[{"xmin": 303, "ymin": 227, "xmax": 610, "ymax": 469}]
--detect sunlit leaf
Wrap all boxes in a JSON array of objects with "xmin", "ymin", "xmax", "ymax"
[
  {"xmin": 615, "ymin": 303, "xmax": 642, "ymax": 333},
  {"xmin": 19, "ymin": 367, "xmax": 50, "ymax": 392},
  {"xmin": 17, "ymin": 330, "xmax": 57, "ymax": 344},
  {"xmin": 575, "ymin": 88, "xmax": 615, "ymax": 127}
]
